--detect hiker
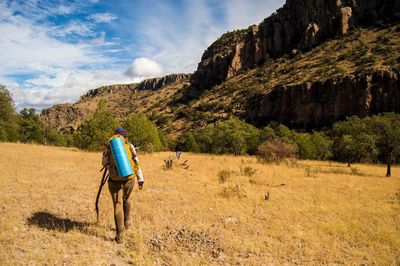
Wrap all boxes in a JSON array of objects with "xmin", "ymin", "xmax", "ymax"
[{"xmin": 102, "ymin": 128, "xmax": 144, "ymax": 243}]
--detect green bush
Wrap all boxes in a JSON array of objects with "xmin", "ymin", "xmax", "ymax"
[
  {"xmin": 123, "ymin": 114, "xmax": 162, "ymax": 152},
  {"xmin": 310, "ymin": 131, "xmax": 332, "ymax": 160},
  {"xmin": 176, "ymin": 132, "xmax": 200, "ymax": 152},
  {"xmin": 18, "ymin": 108, "xmax": 46, "ymax": 144},
  {"xmin": 0, "ymin": 124, "xmax": 7, "ymax": 141},
  {"xmin": 73, "ymin": 102, "xmax": 118, "ymax": 151},
  {"xmin": 332, "ymin": 116, "xmax": 377, "ymax": 165},
  {"xmin": 0, "ymin": 85, "xmax": 18, "ymax": 141}
]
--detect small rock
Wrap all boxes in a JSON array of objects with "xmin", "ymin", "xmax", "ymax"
[{"xmin": 264, "ymin": 192, "xmax": 270, "ymax": 200}]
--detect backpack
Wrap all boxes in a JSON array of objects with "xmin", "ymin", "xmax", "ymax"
[{"xmin": 107, "ymin": 135, "xmax": 139, "ymax": 181}]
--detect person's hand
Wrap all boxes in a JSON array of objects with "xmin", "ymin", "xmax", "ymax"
[{"xmin": 138, "ymin": 181, "xmax": 144, "ymax": 190}]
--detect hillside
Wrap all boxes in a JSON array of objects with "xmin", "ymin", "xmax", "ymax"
[
  {"xmin": 1, "ymin": 143, "xmax": 399, "ymax": 264},
  {"xmin": 40, "ymin": 0, "xmax": 400, "ymax": 134}
]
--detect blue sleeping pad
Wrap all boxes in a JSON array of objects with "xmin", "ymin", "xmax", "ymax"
[{"xmin": 109, "ymin": 137, "xmax": 134, "ymax": 177}]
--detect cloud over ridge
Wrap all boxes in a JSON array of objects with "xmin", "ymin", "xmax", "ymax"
[
  {"xmin": 0, "ymin": 0, "xmax": 284, "ymax": 110},
  {"xmin": 124, "ymin": 57, "xmax": 164, "ymax": 79}
]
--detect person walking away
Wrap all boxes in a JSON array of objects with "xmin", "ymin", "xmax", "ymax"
[{"xmin": 102, "ymin": 128, "xmax": 144, "ymax": 243}]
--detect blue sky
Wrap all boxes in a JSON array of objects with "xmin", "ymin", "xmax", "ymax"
[{"xmin": 0, "ymin": 0, "xmax": 284, "ymax": 110}]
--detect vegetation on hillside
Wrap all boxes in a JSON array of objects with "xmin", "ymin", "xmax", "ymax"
[
  {"xmin": 0, "ymin": 86, "xmax": 65, "ymax": 145},
  {"xmin": 184, "ymin": 25, "xmax": 400, "ymax": 124},
  {"xmin": 2, "ymin": 83, "xmax": 399, "ymax": 176}
]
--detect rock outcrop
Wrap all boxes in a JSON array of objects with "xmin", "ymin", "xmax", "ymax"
[
  {"xmin": 192, "ymin": 0, "xmax": 400, "ymax": 89},
  {"xmin": 40, "ymin": 73, "xmax": 191, "ymax": 131},
  {"xmin": 40, "ymin": 104, "xmax": 83, "ymax": 132},
  {"xmin": 137, "ymin": 73, "xmax": 191, "ymax": 90},
  {"xmin": 80, "ymin": 84, "xmax": 137, "ymax": 101},
  {"xmin": 245, "ymin": 69, "xmax": 400, "ymax": 128}
]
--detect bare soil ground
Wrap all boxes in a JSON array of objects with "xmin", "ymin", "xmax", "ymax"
[{"xmin": 0, "ymin": 143, "xmax": 399, "ymax": 265}]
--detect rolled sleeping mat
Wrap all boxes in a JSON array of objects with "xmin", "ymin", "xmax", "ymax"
[{"xmin": 109, "ymin": 137, "xmax": 134, "ymax": 177}]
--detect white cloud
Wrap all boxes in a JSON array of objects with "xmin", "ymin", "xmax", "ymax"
[
  {"xmin": 7, "ymin": 69, "xmax": 141, "ymax": 111},
  {"xmin": 0, "ymin": 2, "xmax": 132, "ymax": 111},
  {"xmin": 124, "ymin": 57, "xmax": 164, "ymax": 79},
  {"xmin": 88, "ymin": 13, "xmax": 118, "ymax": 23},
  {"xmin": 133, "ymin": 0, "xmax": 285, "ymax": 74},
  {"xmin": 50, "ymin": 20, "xmax": 96, "ymax": 37},
  {"xmin": 0, "ymin": 0, "xmax": 286, "ymax": 111}
]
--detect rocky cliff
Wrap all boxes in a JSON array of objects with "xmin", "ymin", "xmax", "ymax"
[
  {"xmin": 81, "ymin": 83, "xmax": 137, "ymax": 101},
  {"xmin": 137, "ymin": 73, "xmax": 191, "ymax": 90},
  {"xmin": 245, "ymin": 69, "xmax": 400, "ymax": 128},
  {"xmin": 192, "ymin": 0, "xmax": 400, "ymax": 89},
  {"xmin": 40, "ymin": 73, "xmax": 191, "ymax": 131},
  {"xmin": 80, "ymin": 74, "xmax": 190, "ymax": 101},
  {"xmin": 40, "ymin": 104, "xmax": 83, "ymax": 132}
]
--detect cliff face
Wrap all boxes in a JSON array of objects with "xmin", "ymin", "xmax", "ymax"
[
  {"xmin": 81, "ymin": 84, "xmax": 137, "ymax": 101},
  {"xmin": 40, "ymin": 104, "xmax": 83, "ymax": 132},
  {"xmin": 40, "ymin": 73, "xmax": 191, "ymax": 131},
  {"xmin": 192, "ymin": 0, "xmax": 400, "ymax": 89},
  {"xmin": 80, "ymin": 74, "xmax": 190, "ymax": 101},
  {"xmin": 245, "ymin": 69, "xmax": 400, "ymax": 128},
  {"xmin": 137, "ymin": 73, "xmax": 191, "ymax": 90}
]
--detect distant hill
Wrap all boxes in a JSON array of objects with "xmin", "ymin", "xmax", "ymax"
[{"xmin": 41, "ymin": 0, "xmax": 400, "ymax": 135}]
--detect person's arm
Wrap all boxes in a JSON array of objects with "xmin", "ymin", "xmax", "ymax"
[
  {"xmin": 102, "ymin": 149, "xmax": 110, "ymax": 167},
  {"xmin": 129, "ymin": 143, "xmax": 144, "ymax": 189}
]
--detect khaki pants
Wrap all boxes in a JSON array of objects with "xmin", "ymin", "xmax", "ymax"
[{"xmin": 108, "ymin": 179, "xmax": 134, "ymax": 236}]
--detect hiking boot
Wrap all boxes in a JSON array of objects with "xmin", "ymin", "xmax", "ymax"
[
  {"xmin": 115, "ymin": 234, "xmax": 124, "ymax": 244},
  {"xmin": 115, "ymin": 230, "xmax": 124, "ymax": 244},
  {"xmin": 124, "ymin": 219, "xmax": 131, "ymax": 229}
]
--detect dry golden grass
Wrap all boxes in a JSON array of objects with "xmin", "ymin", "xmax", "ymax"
[{"xmin": 0, "ymin": 143, "xmax": 399, "ymax": 265}]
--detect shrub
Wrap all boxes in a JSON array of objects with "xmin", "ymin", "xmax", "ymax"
[
  {"xmin": 210, "ymin": 118, "xmax": 260, "ymax": 155},
  {"xmin": 220, "ymin": 184, "xmax": 247, "ymax": 199},
  {"xmin": 310, "ymin": 131, "xmax": 332, "ymax": 160},
  {"xmin": 217, "ymin": 169, "xmax": 232, "ymax": 183},
  {"xmin": 0, "ymin": 124, "xmax": 7, "ymax": 141},
  {"xmin": 18, "ymin": 108, "xmax": 46, "ymax": 144},
  {"xmin": 240, "ymin": 166, "xmax": 257, "ymax": 177},
  {"xmin": 73, "ymin": 101, "xmax": 118, "ymax": 151},
  {"xmin": 258, "ymin": 139, "xmax": 297, "ymax": 163},
  {"xmin": 123, "ymin": 114, "xmax": 162, "ymax": 152},
  {"xmin": 176, "ymin": 132, "xmax": 200, "ymax": 152},
  {"xmin": 305, "ymin": 165, "xmax": 317, "ymax": 177}
]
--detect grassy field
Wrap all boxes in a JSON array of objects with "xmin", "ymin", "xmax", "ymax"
[{"xmin": 0, "ymin": 142, "xmax": 399, "ymax": 265}]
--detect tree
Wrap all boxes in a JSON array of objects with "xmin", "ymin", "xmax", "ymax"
[
  {"xmin": 123, "ymin": 114, "xmax": 162, "ymax": 152},
  {"xmin": 0, "ymin": 85, "xmax": 18, "ymax": 141},
  {"xmin": 369, "ymin": 113, "xmax": 400, "ymax": 177},
  {"xmin": 310, "ymin": 131, "xmax": 332, "ymax": 160},
  {"xmin": 211, "ymin": 118, "xmax": 260, "ymax": 155},
  {"xmin": 192, "ymin": 128, "xmax": 213, "ymax": 153},
  {"xmin": 274, "ymin": 124, "xmax": 295, "ymax": 143},
  {"xmin": 0, "ymin": 85, "xmax": 15, "ymax": 123},
  {"xmin": 74, "ymin": 102, "xmax": 118, "ymax": 151},
  {"xmin": 332, "ymin": 116, "xmax": 377, "ymax": 166},
  {"xmin": 260, "ymin": 126, "xmax": 276, "ymax": 143},
  {"xmin": 292, "ymin": 133, "xmax": 317, "ymax": 159},
  {"xmin": 18, "ymin": 108, "xmax": 46, "ymax": 144},
  {"xmin": 176, "ymin": 132, "xmax": 200, "ymax": 152}
]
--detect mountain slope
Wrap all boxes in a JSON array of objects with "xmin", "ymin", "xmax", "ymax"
[{"xmin": 40, "ymin": 0, "xmax": 400, "ymax": 135}]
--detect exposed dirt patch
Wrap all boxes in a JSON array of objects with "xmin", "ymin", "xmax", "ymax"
[{"xmin": 149, "ymin": 226, "xmax": 224, "ymax": 260}]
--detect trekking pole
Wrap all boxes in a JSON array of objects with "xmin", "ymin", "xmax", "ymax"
[{"xmin": 95, "ymin": 167, "xmax": 109, "ymax": 224}]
